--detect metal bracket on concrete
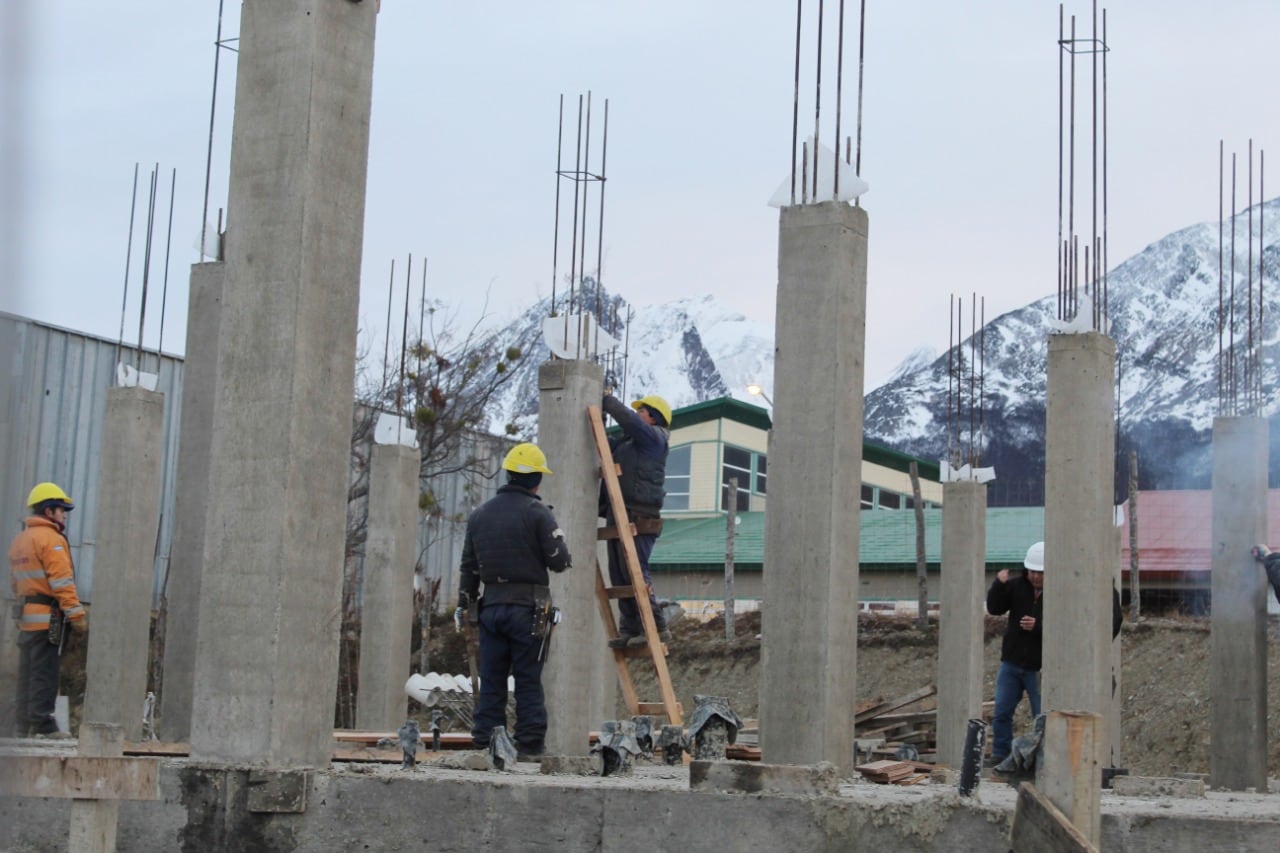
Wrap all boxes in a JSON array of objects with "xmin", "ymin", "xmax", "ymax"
[{"xmin": 247, "ymin": 770, "xmax": 308, "ymax": 814}]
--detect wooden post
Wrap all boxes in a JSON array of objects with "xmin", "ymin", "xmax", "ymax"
[
  {"xmin": 0, "ymin": 721, "xmax": 160, "ymax": 853},
  {"xmin": 725, "ymin": 478, "xmax": 737, "ymax": 640},
  {"xmin": 1127, "ymin": 449, "xmax": 1140, "ymax": 620},
  {"xmin": 909, "ymin": 462, "xmax": 927, "ymax": 630},
  {"xmin": 1036, "ymin": 710, "xmax": 1103, "ymax": 849}
]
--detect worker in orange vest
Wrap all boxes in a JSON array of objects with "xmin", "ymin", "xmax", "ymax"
[{"xmin": 8, "ymin": 482, "xmax": 88, "ymax": 738}]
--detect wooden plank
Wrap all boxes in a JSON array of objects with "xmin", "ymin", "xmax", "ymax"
[
  {"xmin": 596, "ymin": 524, "xmax": 637, "ymax": 541},
  {"xmin": 332, "ymin": 731, "xmax": 475, "ymax": 746},
  {"xmin": 853, "ymin": 685, "xmax": 937, "ymax": 724},
  {"xmin": 0, "ymin": 756, "xmax": 160, "ymax": 800},
  {"xmin": 1010, "ymin": 782, "xmax": 1098, "ymax": 853},
  {"xmin": 637, "ymin": 702, "xmax": 684, "ymax": 717},
  {"xmin": 124, "ymin": 741, "xmax": 190, "ymax": 756},
  {"xmin": 725, "ymin": 745, "xmax": 761, "ymax": 761},
  {"xmin": 603, "ymin": 585, "xmax": 636, "ymax": 600},
  {"xmin": 595, "ymin": 564, "xmax": 641, "ymax": 716},
  {"xmin": 588, "ymin": 404, "xmax": 682, "ymax": 726}
]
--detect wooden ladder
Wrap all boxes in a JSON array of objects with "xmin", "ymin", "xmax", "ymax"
[{"xmin": 587, "ymin": 404, "xmax": 683, "ymax": 726}]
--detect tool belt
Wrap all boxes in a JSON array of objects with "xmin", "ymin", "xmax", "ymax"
[
  {"xmin": 481, "ymin": 582, "xmax": 549, "ymax": 608},
  {"xmin": 632, "ymin": 515, "xmax": 664, "ymax": 536}
]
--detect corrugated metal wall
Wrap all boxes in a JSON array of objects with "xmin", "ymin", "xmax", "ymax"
[
  {"xmin": 2, "ymin": 312, "xmax": 508, "ymax": 610},
  {"xmin": 0, "ymin": 312, "xmax": 184, "ymax": 600}
]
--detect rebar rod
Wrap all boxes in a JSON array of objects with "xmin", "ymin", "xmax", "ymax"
[
  {"xmin": 135, "ymin": 165, "xmax": 159, "ymax": 372},
  {"xmin": 791, "ymin": 0, "xmax": 803, "ymax": 205},
  {"xmin": 833, "ymin": 0, "xmax": 845, "ymax": 198},
  {"xmin": 595, "ymin": 99, "xmax": 609, "ymax": 337},
  {"xmin": 551, "ymin": 94, "xmax": 564, "ymax": 313},
  {"xmin": 855, "ymin": 0, "xmax": 866, "ymax": 181},
  {"xmin": 813, "ymin": 0, "xmax": 825, "ymax": 201},
  {"xmin": 156, "ymin": 168, "xmax": 177, "ymax": 364},
  {"xmin": 200, "ymin": 0, "xmax": 226, "ymax": 262},
  {"xmin": 115, "ymin": 163, "xmax": 140, "ymax": 369}
]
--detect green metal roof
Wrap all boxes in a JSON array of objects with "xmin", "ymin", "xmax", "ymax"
[{"xmin": 651, "ymin": 506, "xmax": 1044, "ymax": 572}]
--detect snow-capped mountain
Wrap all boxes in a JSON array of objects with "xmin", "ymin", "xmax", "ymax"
[
  {"xmin": 487, "ymin": 284, "xmax": 775, "ymax": 436},
  {"xmin": 864, "ymin": 197, "xmax": 1280, "ymax": 499},
  {"xmin": 485, "ymin": 198, "xmax": 1280, "ymax": 502}
]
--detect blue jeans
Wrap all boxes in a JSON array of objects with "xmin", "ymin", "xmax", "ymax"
[
  {"xmin": 992, "ymin": 662, "xmax": 1041, "ymax": 760},
  {"xmin": 607, "ymin": 533, "xmax": 665, "ymax": 636},
  {"xmin": 471, "ymin": 603, "xmax": 546, "ymax": 751}
]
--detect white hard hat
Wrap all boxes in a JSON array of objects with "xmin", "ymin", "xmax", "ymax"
[{"xmin": 1023, "ymin": 541, "xmax": 1045, "ymax": 572}]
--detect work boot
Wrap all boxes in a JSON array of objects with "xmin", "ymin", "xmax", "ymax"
[{"xmin": 608, "ymin": 633, "xmax": 639, "ymax": 649}]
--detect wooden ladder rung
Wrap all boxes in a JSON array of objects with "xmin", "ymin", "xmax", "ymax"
[
  {"xmin": 620, "ymin": 644, "xmax": 666, "ymax": 659},
  {"xmin": 637, "ymin": 702, "xmax": 683, "ymax": 717},
  {"xmin": 596, "ymin": 524, "xmax": 637, "ymax": 541},
  {"xmin": 603, "ymin": 585, "xmax": 636, "ymax": 600}
]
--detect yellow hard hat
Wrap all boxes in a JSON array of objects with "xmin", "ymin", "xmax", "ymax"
[
  {"xmin": 502, "ymin": 443, "xmax": 552, "ymax": 474},
  {"xmin": 27, "ymin": 482, "xmax": 74, "ymax": 510},
  {"xmin": 631, "ymin": 394, "xmax": 672, "ymax": 427}
]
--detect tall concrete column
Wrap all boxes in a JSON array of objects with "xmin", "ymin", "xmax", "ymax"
[
  {"xmin": 760, "ymin": 201, "xmax": 867, "ymax": 773},
  {"xmin": 356, "ymin": 440, "xmax": 420, "ymax": 731},
  {"xmin": 537, "ymin": 359, "xmax": 605, "ymax": 755},
  {"xmin": 936, "ymin": 479, "xmax": 986, "ymax": 770},
  {"xmin": 1042, "ymin": 332, "xmax": 1116, "ymax": 760},
  {"xmin": 82, "ymin": 385, "xmax": 165, "ymax": 740},
  {"xmin": 158, "ymin": 261, "xmax": 223, "ymax": 742},
  {"xmin": 1209, "ymin": 416, "xmax": 1268, "ymax": 790},
  {"xmin": 189, "ymin": 0, "xmax": 377, "ymax": 768}
]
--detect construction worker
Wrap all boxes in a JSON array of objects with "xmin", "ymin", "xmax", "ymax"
[
  {"xmin": 985, "ymin": 541, "xmax": 1045, "ymax": 766},
  {"xmin": 8, "ymin": 482, "xmax": 88, "ymax": 738},
  {"xmin": 457, "ymin": 443, "xmax": 571, "ymax": 760},
  {"xmin": 602, "ymin": 393, "xmax": 672, "ymax": 649},
  {"xmin": 986, "ymin": 540, "xmax": 1123, "ymax": 767},
  {"xmin": 1249, "ymin": 544, "xmax": 1280, "ymax": 605}
]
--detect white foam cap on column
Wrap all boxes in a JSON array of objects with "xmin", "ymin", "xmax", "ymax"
[
  {"xmin": 374, "ymin": 411, "xmax": 417, "ymax": 447},
  {"xmin": 768, "ymin": 136, "xmax": 869, "ymax": 207},
  {"xmin": 115, "ymin": 362, "xmax": 159, "ymax": 391},
  {"xmin": 542, "ymin": 313, "xmax": 620, "ymax": 360},
  {"xmin": 939, "ymin": 460, "xmax": 996, "ymax": 483}
]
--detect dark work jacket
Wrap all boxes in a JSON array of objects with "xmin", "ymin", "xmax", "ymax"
[
  {"xmin": 603, "ymin": 395, "xmax": 668, "ymax": 518},
  {"xmin": 986, "ymin": 573, "xmax": 1045, "ymax": 670},
  {"xmin": 459, "ymin": 484, "xmax": 571, "ymax": 607},
  {"xmin": 986, "ymin": 572, "xmax": 1125, "ymax": 671}
]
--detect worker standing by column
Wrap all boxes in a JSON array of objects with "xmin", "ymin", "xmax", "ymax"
[
  {"xmin": 457, "ymin": 444, "xmax": 571, "ymax": 760},
  {"xmin": 8, "ymin": 483, "xmax": 88, "ymax": 738},
  {"xmin": 602, "ymin": 393, "xmax": 672, "ymax": 649}
]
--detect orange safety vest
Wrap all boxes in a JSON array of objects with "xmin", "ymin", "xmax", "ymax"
[{"xmin": 8, "ymin": 515, "xmax": 85, "ymax": 632}]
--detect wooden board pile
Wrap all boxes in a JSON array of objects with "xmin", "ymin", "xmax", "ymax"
[
  {"xmin": 853, "ymin": 759, "xmax": 933, "ymax": 786},
  {"xmin": 854, "ymin": 685, "xmax": 994, "ymax": 765}
]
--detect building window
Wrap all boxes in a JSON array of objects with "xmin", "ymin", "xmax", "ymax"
[
  {"xmin": 665, "ymin": 445, "xmax": 691, "ymax": 511},
  {"xmin": 755, "ymin": 454, "xmax": 767, "ymax": 494},
  {"xmin": 722, "ymin": 445, "xmax": 762, "ymax": 512},
  {"xmin": 861, "ymin": 484, "xmax": 874, "ymax": 509}
]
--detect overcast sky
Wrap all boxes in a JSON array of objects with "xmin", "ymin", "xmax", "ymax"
[{"xmin": 2, "ymin": 1, "xmax": 1277, "ymax": 388}]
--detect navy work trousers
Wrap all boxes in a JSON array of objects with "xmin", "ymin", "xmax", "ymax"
[
  {"xmin": 471, "ymin": 602, "xmax": 546, "ymax": 751},
  {"xmin": 991, "ymin": 661, "xmax": 1041, "ymax": 761}
]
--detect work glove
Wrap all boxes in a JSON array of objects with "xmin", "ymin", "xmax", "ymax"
[
  {"xmin": 454, "ymin": 606, "xmax": 466, "ymax": 633},
  {"xmin": 70, "ymin": 614, "xmax": 89, "ymax": 635}
]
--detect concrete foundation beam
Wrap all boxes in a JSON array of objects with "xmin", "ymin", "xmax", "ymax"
[
  {"xmin": 1110, "ymin": 776, "xmax": 1206, "ymax": 798},
  {"xmin": 689, "ymin": 760, "xmax": 839, "ymax": 797},
  {"xmin": 83, "ymin": 385, "xmax": 165, "ymax": 740},
  {"xmin": 3, "ymin": 761, "xmax": 1279, "ymax": 851}
]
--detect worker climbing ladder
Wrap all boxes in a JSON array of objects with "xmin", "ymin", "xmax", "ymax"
[{"xmin": 587, "ymin": 404, "xmax": 683, "ymax": 726}]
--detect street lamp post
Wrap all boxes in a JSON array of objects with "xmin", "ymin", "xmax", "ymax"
[{"xmin": 746, "ymin": 384, "xmax": 773, "ymax": 407}]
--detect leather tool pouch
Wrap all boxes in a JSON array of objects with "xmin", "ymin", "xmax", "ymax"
[{"xmin": 531, "ymin": 586, "xmax": 553, "ymax": 639}]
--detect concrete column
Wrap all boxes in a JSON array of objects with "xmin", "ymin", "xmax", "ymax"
[
  {"xmin": 936, "ymin": 480, "xmax": 986, "ymax": 770},
  {"xmin": 1036, "ymin": 710, "xmax": 1103, "ymax": 848},
  {"xmin": 1042, "ymin": 332, "xmax": 1116, "ymax": 759},
  {"xmin": 1209, "ymin": 415, "xmax": 1268, "ymax": 790},
  {"xmin": 82, "ymin": 386, "xmax": 165, "ymax": 740},
  {"xmin": 356, "ymin": 441, "xmax": 420, "ymax": 731},
  {"xmin": 537, "ymin": 359, "xmax": 605, "ymax": 755},
  {"xmin": 158, "ymin": 261, "xmax": 223, "ymax": 742},
  {"xmin": 189, "ymin": 0, "xmax": 377, "ymax": 768},
  {"xmin": 760, "ymin": 201, "xmax": 867, "ymax": 773}
]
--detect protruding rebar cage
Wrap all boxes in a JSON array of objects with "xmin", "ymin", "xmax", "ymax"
[
  {"xmin": 1216, "ymin": 140, "xmax": 1267, "ymax": 417},
  {"xmin": 1057, "ymin": 1, "xmax": 1110, "ymax": 330},
  {"xmin": 786, "ymin": 0, "xmax": 868, "ymax": 208},
  {"xmin": 548, "ymin": 91, "xmax": 624, "ymax": 386},
  {"xmin": 946, "ymin": 294, "xmax": 986, "ymax": 470}
]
